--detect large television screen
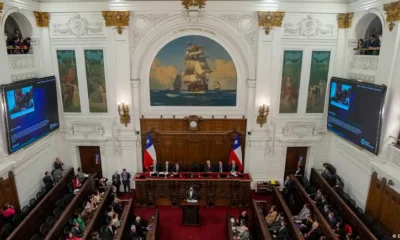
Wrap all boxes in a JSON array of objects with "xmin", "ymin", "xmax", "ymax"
[
  {"xmin": 1, "ymin": 76, "xmax": 60, "ymax": 154},
  {"xmin": 327, "ymin": 77, "xmax": 386, "ymax": 155}
]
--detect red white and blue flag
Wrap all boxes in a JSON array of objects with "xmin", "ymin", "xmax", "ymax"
[
  {"xmin": 144, "ymin": 133, "xmax": 157, "ymax": 172},
  {"xmin": 229, "ymin": 134, "xmax": 243, "ymax": 172}
]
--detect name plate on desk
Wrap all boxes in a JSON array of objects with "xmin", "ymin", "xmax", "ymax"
[{"xmin": 187, "ymin": 200, "xmax": 198, "ymax": 203}]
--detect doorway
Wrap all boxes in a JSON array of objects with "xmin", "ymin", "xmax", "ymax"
[
  {"xmin": 285, "ymin": 147, "xmax": 308, "ymax": 177},
  {"xmin": 79, "ymin": 146, "xmax": 103, "ymax": 177}
]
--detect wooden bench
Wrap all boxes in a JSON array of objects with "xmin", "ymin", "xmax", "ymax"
[
  {"xmin": 146, "ymin": 208, "xmax": 159, "ymax": 240},
  {"xmin": 251, "ymin": 200, "xmax": 273, "ymax": 240},
  {"xmin": 291, "ymin": 175, "xmax": 339, "ymax": 240},
  {"xmin": 310, "ymin": 168, "xmax": 378, "ymax": 240},
  {"xmin": 7, "ymin": 168, "xmax": 75, "ymax": 240},
  {"xmin": 82, "ymin": 186, "xmax": 112, "ymax": 239},
  {"xmin": 226, "ymin": 213, "xmax": 236, "ymax": 240},
  {"xmin": 44, "ymin": 174, "xmax": 96, "ymax": 240},
  {"xmin": 114, "ymin": 199, "xmax": 135, "ymax": 240},
  {"xmin": 272, "ymin": 188, "xmax": 305, "ymax": 240}
]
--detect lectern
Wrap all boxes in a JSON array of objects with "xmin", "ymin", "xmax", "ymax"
[{"xmin": 181, "ymin": 201, "xmax": 200, "ymax": 225}]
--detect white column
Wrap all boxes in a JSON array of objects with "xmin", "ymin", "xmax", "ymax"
[
  {"xmin": 131, "ymin": 79, "xmax": 143, "ymax": 172},
  {"xmin": 38, "ymin": 27, "xmax": 53, "ymax": 77},
  {"xmin": 0, "ymin": 27, "xmax": 11, "ymax": 156},
  {"xmin": 244, "ymin": 79, "xmax": 256, "ymax": 172},
  {"xmin": 333, "ymin": 28, "xmax": 351, "ymax": 78}
]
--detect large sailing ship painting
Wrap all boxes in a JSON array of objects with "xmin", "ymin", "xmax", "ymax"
[{"xmin": 150, "ymin": 35, "xmax": 237, "ymax": 106}]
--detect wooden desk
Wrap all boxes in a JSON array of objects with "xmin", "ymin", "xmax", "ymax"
[
  {"xmin": 45, "ymin": 175, "xmax": 96, "ymax": 240},
  {"xmin": 310, "ymin": 168, "xmax": 378, "ymax": 240},
  {"xmin": 7, "ymin": 168, "xmax": 75, "ymax": 240},
  {"xmin": 115, "ymin": 199, "xmax": 135, "ymax": 240},
  {"xmin": 291, "ymin": 176, "xmax": 339, "ymax": 240},
  {"xmin": 146, "ymin": 209, "xmax": 159, "ymax": 240},
  {"xmin": 226, "ymin": 214, "xmax": 236, "ymax": 240},
  {"xmin": 251, "ymin": 200, "xmax": 273, "ymax": 240},
  {"xmin": 272, "ymin": 188, "xmax": 305, "ymax": 240},
  {"xmin": 82, "ymin": 186, "xmax": 112, "ymax": 239},
  {"xmin": 134, "ymin": 172, "xmax": 251, "ymax": 208},
  {"xmin": 181, "ymin": 201, "xmax": 200, "ymax": 225}
]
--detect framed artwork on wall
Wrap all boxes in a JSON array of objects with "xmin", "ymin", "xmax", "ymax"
[{"xmin": 279, "ymin": 50, "xmax": 303, "ymax": 113}]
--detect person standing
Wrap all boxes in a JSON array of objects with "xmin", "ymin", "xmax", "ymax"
[
  {"xmin": 121, "ymin": 169, "xmax": 131, "ymax": 193},
  {"xmin": 112, "ymin": 171, "xmax": 121, "ymax": 194},
  {"xmin": 54, "ymin": 157, "xmax": 64, "ymax": 170}
]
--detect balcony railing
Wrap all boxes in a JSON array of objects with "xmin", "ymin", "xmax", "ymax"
[
  {"xmin": 348, "ymin": 54, "xmax": 379, "ymax": 82},
  {"xmin": 8, "ymin": 54, "xmax": 38, "ymax": 81}
]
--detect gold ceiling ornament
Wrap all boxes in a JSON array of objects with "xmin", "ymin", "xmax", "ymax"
[
  {"xmin": 384, "ymin": 1, "xmax": 400, "ymax": 32},
  {"xmin": 102, "ymin": 11, "xmax": 130, "ymax": 35},
  {"xmin": 258, "ymin": 11, "xmax": 285, "ymax": 35},
  {"xmin": 337, "ymin": 13, "xmax": 353, "ymax": 28},
  {"xmin": 0, "ymin": 2, "xmax": 3, "ymax": 22},
  {"xmin": 33, "ymin": 11, "xmax": 49, "ymax": 27},
  {"xmin": 181, "ymin": 0, "xmax": 206, "ymax": 10}
]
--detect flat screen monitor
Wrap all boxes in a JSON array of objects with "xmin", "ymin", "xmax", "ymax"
[
  {"xmin": 1, "ymin": 76, "xmax": 60, "ymax": 154},
  {"xmin": 327, "ymin": 77, "xmax": 386, "ymax": 155}
]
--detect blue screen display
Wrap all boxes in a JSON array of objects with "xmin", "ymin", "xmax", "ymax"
[
  {"xmin": 1, "ymin": 76, "xmax": 60, "ymax": 154},
  {"xmin": 327, "ymin": 77, "xmax": 386, "ymax": 155}
]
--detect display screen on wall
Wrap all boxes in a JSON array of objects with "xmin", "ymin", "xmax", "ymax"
[
  {"xmin": 327, "ymin": 77, "xmax": 386, "ymax": 155},
  {"xmin": 1, "ymin": 77, "xmax": 60, "ymax": 154},
  {"xmin": 279, "ymin": 50, "xmax": 303, "ymax": 113}
]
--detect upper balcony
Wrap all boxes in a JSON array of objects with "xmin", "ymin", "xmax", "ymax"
[
  {"xmin": 348, "ymin": 51, "xmax": 379, "ymax": 82},
  {"xmin": 8, "ymin": 52, "xmax": 39, "ymax": 81}
]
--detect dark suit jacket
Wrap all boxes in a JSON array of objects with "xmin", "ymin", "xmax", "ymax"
[
  {"xmin": 305, "ymin": 228, "xmax": 320, "ymax": 240},
  {"xmin": 369, "ymin": 39, "xmax": 380, "ymax": 48},
  {"xmin": 54, "ymin": 161, "xmax": 63, "ymax": 170},
  {"xmin": 135, "ymin": 222, "xmax": 147, "ymax": 238},
  {"xmin": 204, "ymin": 164, "xmax": 213, "ymax": 172},
  {"xmin": 276, "ymin": 226, "xmax": 288, "ymax": 239},
  {"xmin": 112, "ymin": 174, "xmax": 121, "ymax": 186},
  {"xmin": 100, "ymin": 226, "xmax": 114, "ymax": 240},
  {"xmin": 229, "ymin": 164, "xmax": 238, "ymax": 172},
  {"xmin": 163, "ymin": 164, "xmax": 173, "ymax": 172},
  {"xmin": 238, "ymin": 214, "xmax": 249, "ymax": 226},
  {"xmin": 127, "ymin": 230, "xmax": 140, "ymax": 239},
  {"xmin": 112, "ymin": 202, "xmax": 123, "ymax": 215},
  {"xmin": 186, "ymin": 189, "xmax": 197, "ymax": 200},
  {"xmin": 173, "ymin": 165, "xmax": 180, "ymax": 172},
  {"xmin": 71, "ymin": 226, "xmax": 83, "ymax": 237},
  {"xmin": 121, "ymin": 172, "xmax": 131, "ymax": 183},
  {"xmin": 328, "ymin": 217, "xmax": 337, "ymax": 228},
  {"xmin": 43, "ymin": 176, "xmax": 53, "ymax": 186},
  {"xmin": 216, "ymin": 164, "xmax": 226, "ymax": 173}
]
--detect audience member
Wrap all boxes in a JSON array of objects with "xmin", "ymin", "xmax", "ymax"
[
  {"xmin": 112, "ymin": 171, "xmax": 121, "ymax": 194},
  {"xmin": 22, "ymin": 37, "xmax": 31, "ymax": 54},
  {"xmin": 101, "ymin": 217, "xmax": 115, "ymax": 240},
  {"xmin": 368, "ymin": 34, "xmax": 380, "ymax": 48},
  {"xmin": 111, "ymin": 213, "xmax": 121, "ymax": 228},
  {"xmin": 121, "ymin": 169, "xmax": 131, "ymax": 193},
  {"xmin": 293, "ymin": 203, "xmax": 310, "ymax": 221},
  {"xmin": 269, "ymin": 212, "xmax": 284, "ymax": 232},
  {"xmin": 273, "ymin": 221, "xmax": 288, "ymax": 240},
  {"xmin": 90, "ymin": 231, "xmax": 100, "ymax": 240},
  {"xmin": 111, "ymin": 185, "xmax": 118, "ymax": 199},
  {"xmin": 1, "ymin": 203, "xmax": 15, "ymax": 222},
  {"xmin": 322, "ymin": 204, "xmax": 330, "ymax": 217},
  {"xmin": 327, "ymin": 212, "xmax": 337, "ymax": 228},
  {"xmin": 112, "ymin": 198, "xmax": 123, "ymax": 216},
  {"xmin": 53, "ymin": 168, "xmax": 64, "ymax": 182},
  {"xmin": 107, "ymin": 205, "xmax": 114, "ymax": 218},
  {"xmin": 265, "ymin": 205, "xmax": 278, "ymax": 226},
  {"xmin": 300, "ymin": 214, "xmax": 313, "ymax": 234},
  {"xmin": 236, "ymin": 211, "xmax": 249, "ymax": 226},
  {"xmin": 283, "ymin": 176, "xmax": 292, "ymax": 202},
  {"xmin": 72, "ymin": 175, "xmax": 82, "ymax": 189},
  {"xmin": 71, "ymin": 222, "xmax": 84, "ymax": 238},
  {"xmin": 357, "ymin": 39, "xmax": 364, "ymax": 48},
  {"xmin": 204, "ymin": 160, "xmax": 213, "ymax": 172},
  {"xmin": 73, "ymin": 212, "xmax": 85, "ymax": 230},
  {"xmin": 334, "ymin": 222, "xmax": 346, "ymax": 239},
  {"xmin": 304, "ymin": 222, "xmax": 320, "ymax": 240},
  {"xmin": 43, "ymin": 171, "xmax": 54, "ymax": 186},
  {"xmin": 127, "ymin": 225, "xmax": 141, "ymax": 240},
  {"xmin": 66, "ymin": 231, "xmax": 81, "ymax": 240},
  {"xmin": 94, "ymin": 190, "xmax": 103, "ymax": 204},
  {"xmin": 77, "ymin": 168, "xmax": 86, "ymax": 182},
  {"xmin": 236, "ymin": 226, "xmax": 250, "ymax": 240},
  {"xmin": 54, "ymin": 157, "xmax": 64, "ymax": 170},
  {"xmin": 134, "ymin": 216, "xmax": 148, "ymax": 238}
]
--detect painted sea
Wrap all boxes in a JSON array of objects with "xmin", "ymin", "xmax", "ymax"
[{"xmin": 150, "ymin": 90, "xmax": 236, "ymax": 106}]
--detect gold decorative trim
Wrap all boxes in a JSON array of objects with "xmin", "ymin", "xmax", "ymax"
[
  {"xmin": 258, "ymin": 11, "xmax": 285, "ymax": 35},
  {"xmin": 33, "ymin": 11, "xmax": 49, "ymax": 27},
  {"xmin": 384, "ymin": 1, "xmax": 400, "ymax": 32},
  {"xmin": 337, "ymin": 13, "xmax": 353, "ymax": 28},
  {"xmin": 0, "ymin": 2, "xmax": 4, "ymax": 22},
  {"xmin": 181, "ymin": 0, "xmax": 207, "ymax": 10},
  {"xmin": 102, "ymin": 11, "xmax": 130, "ymax": 35}
]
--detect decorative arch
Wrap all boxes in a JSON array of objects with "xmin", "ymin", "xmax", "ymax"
[
  {"xmin": 1, "ymin": 8, "xmax": 36, "ymax": 38},
  {"xmin": 131, "ymin": 14, "xmax": 256, "ymax": 116},
  {"xmin": 353, "ymin": 10, "xmax": 385, "ymax": 41}
]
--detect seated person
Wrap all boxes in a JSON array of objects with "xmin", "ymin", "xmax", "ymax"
[
  {"xmin": 268, "ymin": 212, "xmax": 284, "ymax": 232},
  {"xmin": 73, "ymin": 212, "xmax": 85, "ymax": 230},
  {"xmin": 94, "ymin": 190, "xmax": 103, "ymax": 204},
  {"xmin": 22, "ymin": 37, "xmax": 31, "ymax": 54},
  {"xmin": 90, "ymin": 232, "xmax": 100, "ymax": 240},
  {"xmin": 304, "ymin": 222, "xmax": 321, "ymax": 240},
  {"xmin": 204, "ymin": 160, "xmax": 214, "ymax": 172},
  {"xmin": 1, "ymin": 203, "xmax": 15, "ymax": 222},
  {"xmin": 101, "ymin": 218, "xmax": 116, "ymax": 240},
  {"xmin": 322, "ymin": 204, "xmax": 331, "ymax": 217},
  {"xmin": 265, "ymin": 205, "xmax": 278, "ymax": 226},
  {"xmin": 107, "ymin": 206, "xmax": 115, "ymax": 218},
  {"xmin": 163, "ymin": 161, "xmax": 172, "ymax": 173},
  {"xmin": 111, "ymin": 185, "xmax": 118, "ymax": 199},
  {"xmin": 236, "ymin": 226, "xmax": 250, "ymax": 240},
  {"xmin": 71, "ymin": 222, "xmax": 84, "ymax": 238},
  {"xmin": 236, "ymin": 211, "xmax": 249, "ymax": 226},
  {"xmin": 217, "ymin": 161, "xmax": 226, "ymax": 173},
  {"xmin": 310, "ymin": 189, "xmax": 323, "ymax": 205},
  {"xmin": 293, "ymin": 203, "xmax": 310, "ymax": 221},
  {"xmin": 333, "ymin": 222, "xmax": 346, "ymax": 239},
  {"xmin": 77, "ymin": 167, "xmax": 87, "ymax": 181},
  {"xmin": 111, "ymin": 213, "xmax": 121, "ymax": 229},
  {"xmin": 173, "ymin": 163, "xmax": 180, "ymax": 173},
  {"xmin": 112, "ymin": 198, "xmax": 123, "ymax": 216},
  {"xmin": 135, "ymin": 216, "xmax": 148, "ymax": 238},
  {"xmin": 345, "ymin": 233, "xmax": 353, "ymax": 240},
  {"xmin": 127, "ymin": 225, "xmax": 141, "ymax": 240},
  {"xmin": 186, "ymin": 186, "xmax": 197, "ymax": 201},
  {"xmin": 327, "ymin": 212, "xmax": 337, "ymax": 228},
  {"xmin": 229, "ymin": 160, "xmax": 239, "ymax": 173},
  {"xmin": 43, "ymin": 171, "xmax": 54, "ymax": 186},
  {"xmin": 52, "ymin": 168, "xmax": 64, "ymax": 183},
  {"xmin": 273, "ymin": 221, "xmax": 288, "ymax": 240},
  {"xmin": 72, "ymin": 175, "xmax": 82, "ymax": 189},
  {"xmin": 300, "ymin": 214, "xmax": 313, "ymax": 234},
  {"xmin": 66, "ymin": 231, "xmax": 82, "ymax": 240}
]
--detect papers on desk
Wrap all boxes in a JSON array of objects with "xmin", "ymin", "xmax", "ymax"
[
  {"xmin": 231, "ymin": 172, "xmax": 237, "ymax": 176},
  {"xmin": 187, "ymin": 200, "xmax": 198, "ymax": 203},
  {"xmin": 84, "ymin": 174, "xmax": 89, "ymax": 177}
]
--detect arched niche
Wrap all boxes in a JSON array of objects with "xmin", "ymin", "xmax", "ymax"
[
  {"xmin": 355, "ymin": 12, "xmax": 383, "ymax": 41},
  {"xmin": 2, "ymin": 8, "xmax": 35, "ymax": 40}
]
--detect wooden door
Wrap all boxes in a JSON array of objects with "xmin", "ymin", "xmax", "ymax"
[
  {"xmin": 285, "ymin": 147, "xmax": 308, "ymax": 177},
  {"xmin": 79, "ymin": 146, "xmax": 102, "ymax": 177},
  {"xmin": 366, "ymin": 172, "xmax": 385, "ymax": 219}
]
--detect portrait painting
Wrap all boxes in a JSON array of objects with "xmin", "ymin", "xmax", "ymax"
[
  {"xmin": 306, "ymin": 51, "xmax": 331, "ymax": 113},
  {"xmin": 84, "ymin": 49, "xmax": 108, "ymax": 113},
  {"xmin": 149, "ymin": 35, "xmax": 237, "ymax": 106},
  {"xmin": 279, "ymin": 50, "xmax": 303, "ymax": 113},
  {"xmin": 56, "ymin": 50, "xmax": 81, "ymax": 112}
]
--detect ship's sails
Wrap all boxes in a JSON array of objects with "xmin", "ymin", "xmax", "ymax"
[{"xmin": 183, "ymin": 46, "xmax": 212, "ymax": 84}]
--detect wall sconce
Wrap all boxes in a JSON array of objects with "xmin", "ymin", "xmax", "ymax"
[
  {"xmin": 256, "ymin": 104, "xmax": 269, "ymax": 127},
  {"xmin": 117, "ymin": 102, "xmax": 131, "ymax": 127}
]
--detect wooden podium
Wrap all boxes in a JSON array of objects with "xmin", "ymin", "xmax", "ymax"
[{"xmin": 181, "ymin": 201, "xmax": 200, "ymax": 225}]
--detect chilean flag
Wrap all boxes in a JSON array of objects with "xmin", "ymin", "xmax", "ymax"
[
  {"xmin": 144, "ymin": 133, "xmax": 157, "ymax": 172},
  {"xmin": 229, "ymin": 134, "xmax": 243, "ymax": 172}
]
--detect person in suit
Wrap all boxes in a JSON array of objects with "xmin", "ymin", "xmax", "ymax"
[
  {"xmin": 304, "ymin": 222, "xmax": 321, "ymax": 240},
  {"xmin": 163, "ymin": 161, "xmax": 172, "ymax": 173},
  {"xmin": 268, "ymin": 212, "xmax": 284, "ymax": 232},
  {"xmin": 112, "ymin": 171, "xmax": 121, "ymax": 194},
  {"xmin": 111, "ymin": 186, "xmax": 117, "ymax": 200},
  {"xmin": 101, "ymin": 218, "xmax": 115, "ymax": 240},
  {"xmin": 322, "ymin": 204, "xmax": 330, "ymax": 217},
  {"xmin": 43, "ymin": 171, "xmax": 54, "ymax": 186},
  {"xmin": 186, "ymin": 186, "xmax": 197, "ymax": 200},
  {"xmin": 77, "ymin": 168, "xmax": 86, "ymax": 182},
  {"xmin": 52, "ymin": 168, "xmax": 63, "ymax": 182},
  {"xmin": 265, "ymin": 205, "xmax": 278, "ymax": 226},
  {"xmin": 283, "ymin": 176, "xmax": 292, "ymax": 202},
  {"xmin": 54, "ymin": 157, "xmax": 64, "ymax": 170},
  {"xmin": 121, "ymin": 169, "xmax": 131, "ymax": 193},
  {"xmin": 173, "ymin": 163, "xmax": 180, "ymax": 173},
  {"xmin": 333, "ymin": 222, "xmax": 346, "ymax": 239},
  {"xmin": 112, "ymin": 198, "xmax": 123, "ymax": 216},
  {"xmin": 217, "ymin": 161, "xmax": 225, "ymax": 173},
  {"xmin": 72, "ymin": 175, "xmax": 82, "ymax": 189},
  {"xmin": 236, "ymin": 226, "xmax": 250, "ymax": 240},
  {"xmin": 229, "ymin": 160, "xmax": 238, "ymax": 173},
  {"xmin": 71, "ymin": 222, "xmax": 84, "ymax": 238},
  {"xmin": 293, "ymin": 203, "xmax": 310, "ymax": 221},
  {"xmin": 134, "ymin": 216, "xmax": 148, "ymax": 238},
  {"xmin": 127, "ymin": 225, "xmax": 141, "ymax": 240},
  {"xmin": 327, "ymin": 213, "xmax": 337, "ymax": 228},
  {"xmin": 311, "ymin": 189, "xmax": 323, "ymax": 203},
  {"xmin": 368, "ymin": 35, "xmax": 380, "ymax": 48},
  {"xmin": 273, "ymin": 221, "xmax": 288, "ymax": 240},
  {"xmin": 91, "ymin": 231, "xmax": 100, "ymax": 240},
  {"xmin": 204, "ymin": 160, "xmax": 213, "ymax": 172},
  {"xmin": 300, "ymin": 214, "xmax": 313, "ymax": 234},
  {"xmin": 236, "ymin": 211, "xmax": 249, "ymax": 226}
]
